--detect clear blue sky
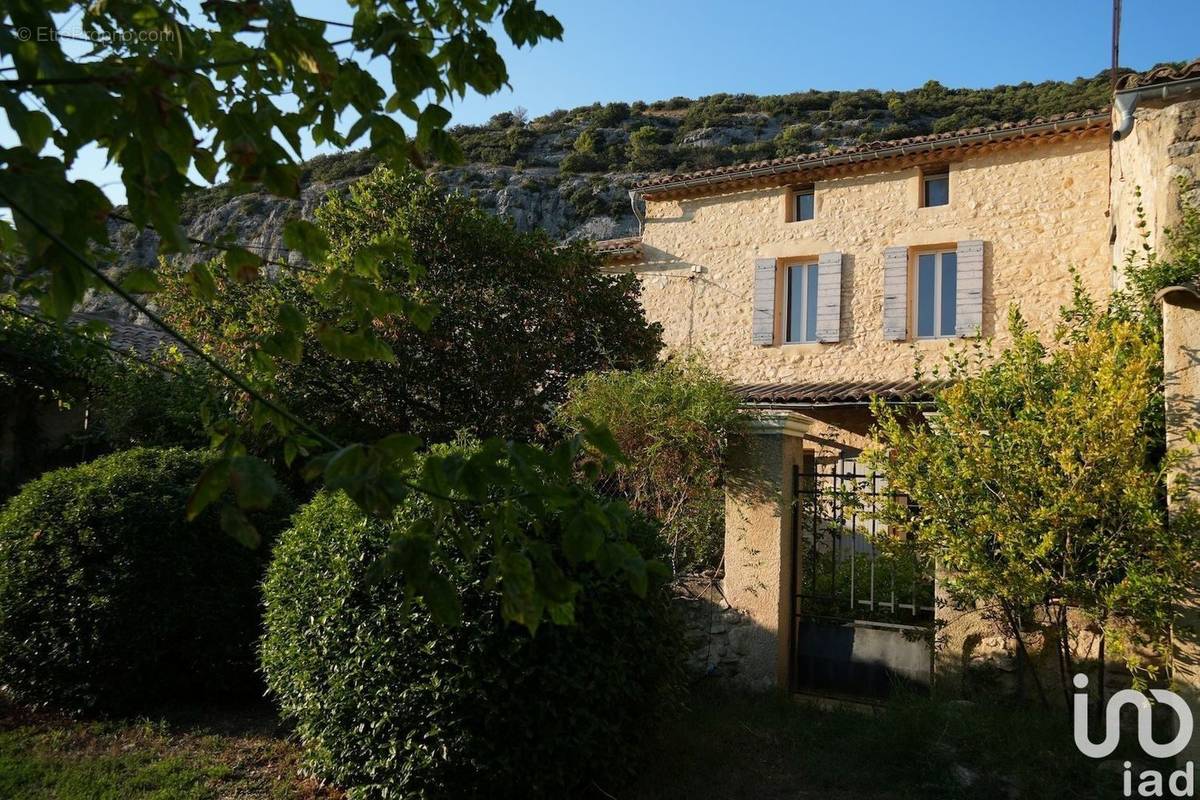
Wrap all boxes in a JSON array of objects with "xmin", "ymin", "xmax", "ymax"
[
  {"xmin": 440, "ymin": 0, "xmax": 1200, "ymax": 124},
  {"xmin": 7, "ymin": 0, "xmax": 1200, "ymax": 205}
]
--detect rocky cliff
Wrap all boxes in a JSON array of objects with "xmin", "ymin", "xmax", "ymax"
[{"xmin": 100, "ymin": 69, "xmax": 1127, "ymax": 313}]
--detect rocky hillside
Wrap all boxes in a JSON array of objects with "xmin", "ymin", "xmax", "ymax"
[{"xmin": 103, "ymin": 69, "xmax": 1124, "ymax": 299}]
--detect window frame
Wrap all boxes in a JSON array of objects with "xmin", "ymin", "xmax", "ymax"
[
  {"xmin": 784, "ymin": 260, "xmax": 820, "ymax": 344},
  {"xmin": 912, "ymin": 249, "xmax": 958, "ymax": 340},
  {"xmin": 921, "ymin": 166, "xmax": 949, "ymax": 208},
  {"xmin": 791, "ymin": 185, "xmax": 815, "ymax": 222}
]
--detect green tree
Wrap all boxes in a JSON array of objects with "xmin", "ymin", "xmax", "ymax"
[
  {"xmin": 0, "ymin": 302, "xmax": 213, "ymax": 494},
  {"xmin": 160, "ymin": 168, "xmax": 662, "ymax": 445},
  {"xmin": 775, "ymin": 123, "xmax": 813, "ymax": 157},
  {"xmin": 0, "ymin": 1, "xmax": 664, "ymax": 631},
  {"xmin": 557, "ymin": 358, "xmax": 744, "ymax": 574},
  {"xmin": 867, "ymin": 311, "xmax": 1199, "ymax": 701},
  {"xmin": 628, "ymin": 124, "xmax": 670, "ymax": 171},
  {"xmin": 867, "ymin": 185, "xmax": 1200, "ymax": 701}
]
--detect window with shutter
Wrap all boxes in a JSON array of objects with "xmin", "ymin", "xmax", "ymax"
[
  {"xmin": 814, "ymin": 251, "xmax": 842, "ymax": 342},
  {"xmin": 882, "ymin": 246, "xmax": 909, "ymax": 340},
  {"xmin": 954, "ymin": 240, "xmax": 984, "ymax": 337},
  {"xmin": 752, "ymin": 257, "xmax": 776, "ymax": 345}
]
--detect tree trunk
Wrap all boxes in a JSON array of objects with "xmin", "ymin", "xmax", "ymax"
[{"xmin": 1005, "ymin": 602, "xmax": 1048, "ymax": 708}]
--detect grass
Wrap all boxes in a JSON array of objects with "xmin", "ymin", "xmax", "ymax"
[
  {"xmin": 1, "ymin": 684, "xmax": 1146, "ymax": 799},
  {"xmin": 0, "ymin": 699, "xmax": 339, "ymax": 800},
  {"xmin": 613, "ymin": 680, "xmax": 1131, "ymax": 800}
]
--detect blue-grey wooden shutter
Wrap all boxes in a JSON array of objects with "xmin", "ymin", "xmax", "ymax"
[
  {"xmin": 882, "ymin": 246, "xmax": 909, "ymax": 340},
  {"xmin": 815, "ymin": 251, "xmax": 843, "ymax": 342},
  {"xmin": 955, "ymin": 239, "xmax": 984, "ymax": 337},
  {"xmin": 751, "ymin": 257, "xmax": 776, "ymax": 345}
]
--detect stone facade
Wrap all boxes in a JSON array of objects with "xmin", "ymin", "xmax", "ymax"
[
  {"xmin": 1112, "ymin": 99, "xmax": 1200, "ymax": 263},
  {"xmin": 633, "ymin": 133, "xmax": 1112, "ymax": 385},
  {"xmin": 616, "ymin": 93, "xmax": 1200, "ymax": 694},
  {"xmin": 672, "ymin": 576, "xmax": 757, "ymax": 681}
]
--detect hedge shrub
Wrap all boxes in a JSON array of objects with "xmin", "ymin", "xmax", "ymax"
[
  {"xmin": 0, "ymin": 447, "xmax": 291, "ymax": 711},
  {"xmin": 557, "ymin": 358, "xmax": 743, "ymax": 574},
  {"xmin": 262, "ymin": 480, "xmax": 684, "ymax": 799}
]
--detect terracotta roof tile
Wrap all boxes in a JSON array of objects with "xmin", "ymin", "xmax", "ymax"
[
  {"xmin": 635, "ymin": 108, "xmax": 1110, "ymax": 196},
  {"xmin": 592, "ymin": 236, "xmax": 643, "ymax": 262},
  {"xmin": 1116, "ymin": 58, "xmax": 1200, "ymax": 91},
  {"xmin": 735, "ymin": 380, "xmax": 947, "ymax": 405},
  {"xmin": 72, "ymin": 313, "xmax": 173, "ymax": 358},
  {"xmin": 592, "ymin": 236, "xmax": 642, "ymax": 252}
]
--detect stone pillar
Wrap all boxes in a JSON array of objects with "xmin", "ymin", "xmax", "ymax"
[
  {"xmin": 1157, "ymin": 287, "xmax": 1200, "ymax": 698},
  {"xmin": 722, "ymin": 411, "xmax": 811, "ymax": 691}
]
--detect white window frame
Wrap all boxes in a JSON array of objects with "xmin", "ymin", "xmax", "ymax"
[
  {"xmin": 793, "ymin": 188, "xmax": 815, "ymax": 222},
  {"xmin": 913, "ymin": 250, "xmax": 957, "ymax": 339},
  {"xmin": 784, "ymin": 262, "xmax": 819, "ymax": 344},
  {"xmin": 922, "ymin": 168, "xmax": 949, "ymax": 208}
]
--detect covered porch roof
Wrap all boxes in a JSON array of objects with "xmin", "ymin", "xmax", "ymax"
[{"xmin": 734, "ymin": 379, "xmax": 946, "ymax": 408}]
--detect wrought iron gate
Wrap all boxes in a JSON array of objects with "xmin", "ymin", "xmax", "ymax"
[{"xmin": 790, "ymin": 458, "xmax": 935, "ymax": 701}]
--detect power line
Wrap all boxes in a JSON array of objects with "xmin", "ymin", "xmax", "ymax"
[
  {"xmin": 2, "ymin": 195, "xmax": 505, "ymax": 510},
  {"xmin": 108, "ymin": 212, "xmax": 320, "ymax": 276},
  {"xmin": 0, "ymin": 187, "xmax": 341, "ymax": 451},
  {"xmin": 0, "ymin": 304, "xmax": 189, "ymax": 379}
]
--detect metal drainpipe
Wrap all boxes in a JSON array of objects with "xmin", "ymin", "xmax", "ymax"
[
  {"xmin": 628, "ymin": 189, "xmax": 644, "ymax": 235},
  {"xmin": 1112, "ymin": 77, "xmax": 1200, "ymax": 141}
]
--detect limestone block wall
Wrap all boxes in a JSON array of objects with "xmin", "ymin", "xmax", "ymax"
[
  {"xmin": 672, "ymin": 576, "xmax": 757, "ymax": 681},
  {"xmin": 633, "ymin": 135, "xmax": 1112, "ymax": 385},
  {"xmin": 1112, "ymin": 99, "xmax": 1200, "ymax": 267}
]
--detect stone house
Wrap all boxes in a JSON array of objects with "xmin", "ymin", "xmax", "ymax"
[{"xmin": 599, "ymin": 60, "xmax": 1200, "ymax": 698}]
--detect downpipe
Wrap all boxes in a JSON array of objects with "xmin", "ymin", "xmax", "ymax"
[{"xmin": 1112, "ymin": 76, "xmax": 1200, "ymax": 141}]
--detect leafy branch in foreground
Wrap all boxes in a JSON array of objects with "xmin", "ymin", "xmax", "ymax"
[{"xmin": 0, "ymin": 1, "xmax": 668, "ymax": 632}]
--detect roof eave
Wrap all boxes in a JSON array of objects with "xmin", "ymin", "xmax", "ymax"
[{"xmin": 637, "ymin": 112, "xmax": 1111, "ymax": 200}]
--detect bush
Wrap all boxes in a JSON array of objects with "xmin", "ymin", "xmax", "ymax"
[
  {"xmin": 262, "ymin": 470, "xmax": 684, "ymax": 799},
  {"xmin": 556, "ymin": 358, "xmax": 744, "ymax": 574},
  {"xmin": 0, "ymin": 447, "xmax": 291, "ymax": 711}
]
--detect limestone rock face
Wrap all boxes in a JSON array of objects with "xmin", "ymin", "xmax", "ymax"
[{"xmin": 93, "ymin": 162, "xmax": 649, "ymax": 321}]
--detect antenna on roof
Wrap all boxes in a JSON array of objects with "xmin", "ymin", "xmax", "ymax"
[{"xmin": 1111, "ymin": 0, "xmax": 1122, "ymax": 91}]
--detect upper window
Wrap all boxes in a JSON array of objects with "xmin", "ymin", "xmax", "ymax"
[
  {"xmin": 785, "ymin": 262, "xmax": 819, "ymax": 343},
  {"xmin": 922, "ymin": 167, "xmax": 949, "ymax": 207},
  {"xmin": 792, "ymin": 186, "xmax": 814, "ymax": 221},
  {"xmin": 915, "ymin": 251, "xmax": 957, "ymax": 338}
]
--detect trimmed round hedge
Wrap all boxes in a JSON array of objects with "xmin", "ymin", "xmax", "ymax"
[
  {"xmin": 0, "ymin": 447, "xmax": 291, "ymax": 711},
  {"xmin": 262, "ymin": 487, "xmax": 684, "ymax": 799}
]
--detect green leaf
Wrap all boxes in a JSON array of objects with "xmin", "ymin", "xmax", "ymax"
[
  {"xmin": 546, "ymin": 600, "xmax": 575, "ymax": 625},
  {"xmin": 498, "ymin": 547, "xmax": 540, "ymax": 631},
  {"xmin": 119, "ymin": 268, "xmax": 161, "ymax": 294},
  {"xmin": 219, "ymin": 504, "xmax": 261, "ymax": 549},
  {"xmin": 563, "ymin": 512, "xmax": 603, "ymax": 564},
  {"xmin": 580, "ymin": 418, "xmax": 626, "ymax": 464},
  {"xmin": 282, "ymin": 219, "xmax": 330, "ymax": 263},
  {"xmin": 42, "ymin": 262, "xmax": 89, "ymax": 320},
  {"xmin": 316, "ymin": 324, "xmax": 396, "ymax": 363},
  {"xmin": 420, "ymin": 573, "xmax": 462, "ymax": 625},
  {"xmin": 229, "ymin": 455, "xmax": 278, "ymax": 511},
  {"xmin": 375, "ymin": 433, "xmax": 422, "ymax": 465},
  {"xmin": 277, "ymin": 303, "xmax": 306, "ymax": 334},
  {"xmin": 225, "ymin": 247, "xmax": 261, "ymax": 283},
  {"xmin": 193, "ymin": 149, "xmax": 220, "ymax": 183},
  {"xmin": 15, "ymin": 110, "xmax": 52, "ymax": 153},
  {"xmin": 185, "ymin": 262, "xmax": 217, "ymax": 302},
  {"xmin": 187, "ymin": 459, "xmax": 231, "ymax": 520}
]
